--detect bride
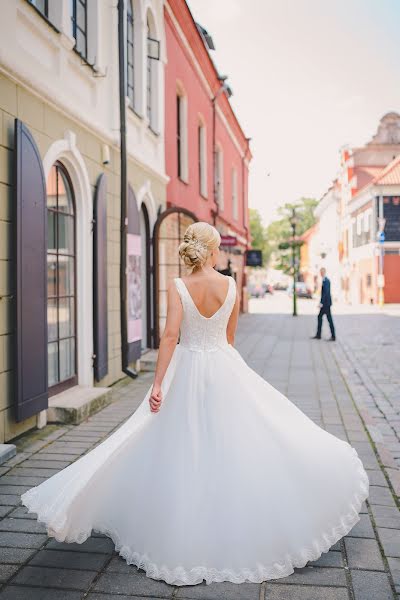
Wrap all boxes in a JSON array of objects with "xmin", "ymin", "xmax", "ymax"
[{"xmin": 21, "ymin": 222, "xmax": 369, "ymax": 586}]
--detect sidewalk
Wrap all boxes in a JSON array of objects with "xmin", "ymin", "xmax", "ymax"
[{"xmin": 0, "ymin": 311, "xmax": 398, "ymax": 599}]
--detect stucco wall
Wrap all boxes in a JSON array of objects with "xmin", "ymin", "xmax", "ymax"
[{"xmin": 0, "ymin": 73, "xmax": 166, "ymax": 443}]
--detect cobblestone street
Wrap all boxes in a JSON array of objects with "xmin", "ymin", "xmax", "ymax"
[{"xmin": 0, "ymin": 297, "xmax": 399, "ymax": 600}]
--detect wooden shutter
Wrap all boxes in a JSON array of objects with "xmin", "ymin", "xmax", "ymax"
[
  {"xmin": 127, "ymin": 184, "xmax": 141, "ymax": 362},
  {"xmin": 14, "ymin": 119, "xmax": 48, "ymax": 422},
  {"xmin": 93, "ymin": 173, "xmax": 108, "ymax": 381}
]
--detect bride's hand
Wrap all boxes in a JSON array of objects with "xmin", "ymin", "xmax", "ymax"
[{"xmin": 149, "ymin": 384, "xmax": 162, "ymax": 413}]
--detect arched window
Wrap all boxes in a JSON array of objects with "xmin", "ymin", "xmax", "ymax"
[
  {"xmin": 153, "ymin": 208, "xmax": 197, "ymax": 346},
  {"xmin": 126, "ymin": 0, "xmax": 135, "ymax": 107},
  {"xmin": 46, "ymin": 162, "xmax": 77, "ymax": 393}
]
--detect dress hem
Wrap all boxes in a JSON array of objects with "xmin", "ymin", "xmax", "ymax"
[{"xmin": 20, "ymin": 446, "xmax": 369, "ymax": 586}]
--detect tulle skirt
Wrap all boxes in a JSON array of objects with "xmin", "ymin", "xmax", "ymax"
[{"xmin": 21, "ymin": 343, "xmax": 369, "ymax": 586}]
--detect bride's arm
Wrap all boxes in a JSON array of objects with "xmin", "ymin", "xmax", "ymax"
[
  {"xmin": 149, "ymin": 281, "xmax": 182, "ymax": 413},
  {"xmin": 226, "ymin": 283, "xmax": 240, "ymax": 346}
]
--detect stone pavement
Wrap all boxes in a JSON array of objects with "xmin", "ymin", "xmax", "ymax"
[
  {"xmin": 0, "ymin": 306, "xmax": 399, "ymax": 599},
  {"xmin": 332, "ymin": 310, "xmax": 400, "ymax": 499}
]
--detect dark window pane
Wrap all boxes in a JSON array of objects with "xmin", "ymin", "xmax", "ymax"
[
  {"xmin": 48, "ymin": 341, "xmax": 59, "ymax": 386},
  {"xmin": 58, "ymin": 255, "xmax": 75, "ymax": 296},
  {"xmin": 127, "ymin": 63, "xmax": 134, "ymax": 86},
  {"xmin": 77, "ymin": 1, "xmax": 85, "ymax": 29},
  {"xmin": 29, "ymin": 0, "xmax": 48, "ymax": 17},
  {"xmin": 46, "ymin": 166, "xmax": 57, "ymax": 209},
  {"xmin": 58, "ymin": 213, "xmax": 75, "ymax": 255},
  {"xmin": 59, "ymin": 297, "xmax": 75, "ymax": 339},
  {"xmin": 47, "ymin": 299, "xmax": 58, "ymax": 342},
  {"xmin": 46, "ymin": 162, "xmax": 76, "ymax": 388},
  {"xmin": 57, "ymin": 169, "xmax": 74, "ymax": 214},
  {"xmin": 59, "ymin": 337, "xmax": 75, "ymax": 381},
  {"xmin": 47, "ymin": 211, "xmax": 56, "ymax": 251},
  {"xmin": 76, "ymin": 29, "xmax": 87, "ymax": 56},
  {"xmin": 47, "ymin": 254, "xmax": 57, "ymax": 297}
]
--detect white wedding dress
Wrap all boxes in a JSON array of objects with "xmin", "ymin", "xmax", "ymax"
[{"xmin": 21, "ymin": 275, "xmax": 369, "ymax": 586}]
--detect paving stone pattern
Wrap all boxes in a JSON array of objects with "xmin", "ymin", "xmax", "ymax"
[{"xmin": 0, "ymin": 312, "xmax": 399, "ymax": 599}]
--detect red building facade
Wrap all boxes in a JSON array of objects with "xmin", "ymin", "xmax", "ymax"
[{"xmin": 154, "ymin": 0, "xmax": 251, "ymax": 342}]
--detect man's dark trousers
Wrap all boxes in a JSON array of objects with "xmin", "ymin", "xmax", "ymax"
[
  {"xmin": 316, "ymin": 276, "xmax": 336, "ymax": 339},
  {"xmin": 317, "ymin": 306, "xmax": 335, "ymax": 338}
]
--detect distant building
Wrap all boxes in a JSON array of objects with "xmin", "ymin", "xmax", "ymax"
[
  {"xmin": 299, "ymin": 223, "xmax": 320, "ymax": 293},
  {"xmin": 315, "ymin": 113, "xmax": 400, "ymax": 305}
]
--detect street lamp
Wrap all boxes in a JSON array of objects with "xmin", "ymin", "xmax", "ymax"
[{"xmin": 289, "ymin": 208, "xmax": 299, "ymax": 317}]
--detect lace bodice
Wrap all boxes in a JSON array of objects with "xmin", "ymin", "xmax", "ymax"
[{"xmin": 174, "ymin": 276, "xmax": 236, "ymax": 352}]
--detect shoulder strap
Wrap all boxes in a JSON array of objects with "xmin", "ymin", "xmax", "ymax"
[
  {"xmin": 225, "ymin": 276, "xmax": 237, "ymax": 313},
  {"xmin": 174, "ymin": 277, "xmax": 187, "ymax": 309}
]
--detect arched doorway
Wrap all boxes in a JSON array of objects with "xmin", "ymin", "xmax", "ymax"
[
  {"xmin": 153, "ymin": 207, "xmax": 197, "ymax": 346},
  {"xmin": 140, "ymin": 202, "xmax": 151, "ymax": 350},
  {"xmin": 46, "ymin": 162, "xmax": 78, "ymax": 395}
]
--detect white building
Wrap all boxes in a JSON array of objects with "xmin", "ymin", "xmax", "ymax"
[{"xmin": 313, "ymin": 183, "xmax": 341, "ymax": 301}]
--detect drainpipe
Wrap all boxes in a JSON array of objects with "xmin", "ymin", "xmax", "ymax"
[
  {"xmin": 118, "ymin": 0, "xmax": 137, "ymax": 379},
  {"xmin": 241, "ymin": 149, "xmax": 249, "ymax": 310},
  {"xmin": 212, "ymin": 81, "xmax": 229, "ymax": 226}
]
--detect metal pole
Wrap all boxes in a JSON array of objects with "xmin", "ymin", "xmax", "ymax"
[
  {"xmin": 118, "ymin": 0, "xmax": 137, "ymax": 378},
  {"xmin": 292, "ymin": 209, "xmax": 297, "ymax": 316}
]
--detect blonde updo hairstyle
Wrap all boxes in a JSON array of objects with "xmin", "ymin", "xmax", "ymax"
[{"xmin": 179, "ymin": 222, "xmax": 221, "ymax": 273}]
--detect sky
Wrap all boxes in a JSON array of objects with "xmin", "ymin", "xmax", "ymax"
[{"xmin": 187, "ymin": 0, "xmax": 400, "ymax": 225}]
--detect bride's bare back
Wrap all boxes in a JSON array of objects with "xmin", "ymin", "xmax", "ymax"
[{"xmin": 180, "ymin": 272, "xmax": 231, "ymax": 319}]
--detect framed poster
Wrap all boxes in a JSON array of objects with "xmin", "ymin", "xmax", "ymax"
[{"xmin": 127, "ymin": 233, "xmax": 142, "ymax": 344}]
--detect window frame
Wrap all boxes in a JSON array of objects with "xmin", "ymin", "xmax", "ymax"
[
  {"xmin": 232, "ymin": 167, "xmax": 238, "ymax": 221},
  {"xmin": 215, "ymin": 145, "xmax": 224, "ymax": 210},
  {"xmin": 176, "ymin": 92, "xmax": 188, "ymax": 183},
  {"xmin": 46, "ymin": 161, "xmax": 78, "ymax": 396},
  {"xmin": 71, "ymin": 0, "xmax": 88, "ymax": 61},
  {"xmin": 126, "ymin": 0, "xmax": 135, "ymax": 108},
  {"xmin": 198, "ymin": 121, "xmax": 207, "ymax": 198}
]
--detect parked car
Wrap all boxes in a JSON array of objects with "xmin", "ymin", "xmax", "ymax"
[
  {"xmin": 248, "ymin": 284, "xmax": 266, "ymax": 298},
  {"xmin": 273, "ymin": 282, "xmax": 288, "ymax": 291},
  {"xmin": 287, "ymin": 282, "xmax": 313, "ymax": 299},
  {"xmin": 261, "ymin": 283, "xmax": 274, "ymax": 294}
]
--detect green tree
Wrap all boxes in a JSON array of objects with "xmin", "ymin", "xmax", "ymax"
[
  {"xmin": 249, "ymin": 208, "xmax": 269, "ymax": 265},
  {"xmin": 265, "ymin": 197, "xmax": 318, "ymax": 274}
]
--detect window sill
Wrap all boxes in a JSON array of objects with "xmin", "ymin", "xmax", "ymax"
[
  {"xmin": 147, "ymin": 125, "xmax": 160, "ymax": 138},
  {"xmin": 127, "ymin": 103, "xmax": 143, "ymax": 126},
  {"xmin": 72, "ymin": 47, "xmax": 98, "ymax": 74}
]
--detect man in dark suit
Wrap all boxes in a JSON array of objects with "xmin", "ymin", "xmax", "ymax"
[{"xmin": 312, "ymin": 268, "xmax": 336, "ymax": 341}]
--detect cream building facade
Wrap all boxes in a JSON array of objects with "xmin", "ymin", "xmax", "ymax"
[{"xmin": 0, "ymin": 0, "xmax": 167, "ymax": 445}]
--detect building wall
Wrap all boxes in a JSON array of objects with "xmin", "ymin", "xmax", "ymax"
[
  {"xmin": 0, "ymin": 0, "xmax": 167, "ymax": 442},
  {"xmin": 384, "ymin": 255, "xmax": 400, "ymax": 303},
  {"xmin": 164, "ymin": 9, "xmax": 216, "ymax": 222},
  {"xmin": 163, "ymin": 0, "xmax": 251, "ymax": 313}
]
